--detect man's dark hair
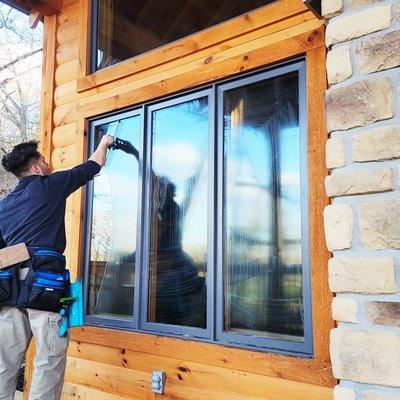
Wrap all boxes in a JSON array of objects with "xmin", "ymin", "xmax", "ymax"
[{"xmin": 1, "ymin": 141, "xmax": 40, "ymax": 177}]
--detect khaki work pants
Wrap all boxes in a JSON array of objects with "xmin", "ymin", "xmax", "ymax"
[{"xmin": 0, "ymin": 306, "xmax": 68, "ymax": 400}]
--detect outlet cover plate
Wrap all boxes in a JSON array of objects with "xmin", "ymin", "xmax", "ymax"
[{"xmin": 152, "ymin": 371, "xmax": 166, "ymax": 394}]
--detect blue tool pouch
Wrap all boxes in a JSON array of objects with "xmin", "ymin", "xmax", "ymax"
[
  {"xmin": 0, "ymin": 265, "xmax": 19, "ymax": 306},
  {"xmin": 17, "ymin": 248, "xmax": 69, "ymax": 312},
  {"xmin": 32, "ymin": 249, "xmax": 66, "ymax": 274},
  {"xmin": 27, "ymin": 270, "xmax": 70, "ymax": 312}
]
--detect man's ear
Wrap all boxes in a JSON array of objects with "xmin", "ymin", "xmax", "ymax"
[{"xmin": 31, "ymin": 163, "xmax": 41, "ymax": 175}]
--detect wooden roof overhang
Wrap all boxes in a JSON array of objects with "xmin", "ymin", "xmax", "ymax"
[{"xmin": 1, "ymin": 0, "xmax": 62, "ymax": 15}]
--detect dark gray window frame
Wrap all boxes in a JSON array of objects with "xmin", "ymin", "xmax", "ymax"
[
  {"xmin": 83, "ymin": 59, "xmax": 314, "ymax": 357},
  {"xmin": 140, "ymin": 89, "xmax": 215, "ymax": 339},
  {"xmin": 84, "ymin": 107, "xmax": 144, "ymax": 331},
  {"xmin": 215, "ymin": 62, "xmax": 313, "ymax": 355}
]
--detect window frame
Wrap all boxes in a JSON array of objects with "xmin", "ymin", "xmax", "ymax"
[
  {"xmin": 216, "ymin": 61, "xmax": 313, "ymax": 355},
  {"xmin": 140, "ymin": 88, "xmax": 215, "ymax": 339},
  {"xmin": 76, "ymin": 0, "xmax": 310, "ymax": 92},
  {"xmin": 83, "ymin": 107, "xmax": 144, "ymax": 331},
  {"xmin": 83, "ymin": 59, "xmax": 314, "ymax": 357},
  {"xmin": 89, "ymin": 0, "xmax": 279, "ymax": 74}
]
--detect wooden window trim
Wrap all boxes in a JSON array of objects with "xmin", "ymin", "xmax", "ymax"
[
  {"xmin": 70, "ymin": 41, "xmax": 334, "ymax": 388},
  {"xmin": 76, "ymin": 0, "xmax": 313, "ymax": 93}
]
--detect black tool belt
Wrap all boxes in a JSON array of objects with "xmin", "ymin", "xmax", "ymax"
[{"xmin": 0, "ymin": 247, "xmax": 70, "ymax": 312}]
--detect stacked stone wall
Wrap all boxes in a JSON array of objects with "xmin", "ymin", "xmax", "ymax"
[{"xmin": 322, "ymin": 1, "xmax": 400, "ymax": 399}]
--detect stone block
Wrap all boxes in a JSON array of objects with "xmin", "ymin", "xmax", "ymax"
[
  {"xmin": 324, "ymin": 204, "xmax": 353, "ymax": 251},
  {"xmin": 357, "ymin": 31, "xmax": 400, "ymax": 73},
  {"xmin": 359, "ymin": 200, "xmax": 400, "ymax": 249},
  {"xmin": 325, "ymin": 169, "xmax": 393, "ymax": 197},
  {"xmin": 351, "ymin": 0, "xmax": 388, "ymax": 5},
  {"xmin": 322, "ymin": 0, "xmax": 343, "ymax": 18},
  {"xmin": 364, "ymin": 393, "xmax": 400, "ymax": 400},
  {"xmin": 365, "ymin": 301, "xmax": 400, "ymax": 327},
  {"xmin": 332, "ymin": 297, "xmax": 358, "ymax": 323},
  {"xmin": 326, "ymin": 5, "xmax": 392, "ymax": 46},
  {"xmin": 326, "ymin": 77, "xmax": 394, "ymax": 132},
  {"xmin": 334, "ymin": 386, "xmax": 356, "ymax": 400},
  {"xmin": 328, "ymin": 257, "xmax": 396, "ymax": 294},
  {"xmin": 326, "ymin": 137, "xmax": 346, "ymax": 169},
  {"xmin": 353, "ymin": 125, "xmax": 400, "ymax": 162},
  {"xmin": 330, "ymin": 329, "xmax": 400, "ymax": 387},
  {"xmin": 327, "ymin": 46, "xmax": 352, "ymax": 85}
]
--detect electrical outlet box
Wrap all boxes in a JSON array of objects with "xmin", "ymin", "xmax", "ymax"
[{"xmin": 151, "ymin": 371, "xmax": 166, "ymax": 394}]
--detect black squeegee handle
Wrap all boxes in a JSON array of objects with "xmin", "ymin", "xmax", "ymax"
[{"xmin": 108, "ymin": 138, "xmax": 139, "ymax": 161}]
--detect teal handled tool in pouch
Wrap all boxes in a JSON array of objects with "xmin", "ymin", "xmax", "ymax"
[{"xmin": 59, "ymin": 280, "xmax": 83, "ymax": 337}]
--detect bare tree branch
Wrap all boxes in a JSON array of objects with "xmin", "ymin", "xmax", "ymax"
[{"xmin": 0, "ymin": 48, "xmax": 42, "ymax": 73}]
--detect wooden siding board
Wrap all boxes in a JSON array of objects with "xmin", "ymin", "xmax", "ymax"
[
  {"xmin": 306, "ymin": 46, "xmax": 334, "ymax": 363},
  {"xmin": 71, "ymin": 327, "xmax": 334, "ymax": 388},
  {"xmin": 55, "ymin": 16, "xmax": 321, "ymax": 107},
  {"xmin": 52, "ymin": 24, "xmax": 324, "ymax": 126},
  {"xmin": 67, "ymin": 340, "xmax": 333, "ymax": 399},
  {"xmin": 56, "ymin": 38, "xmax": 79, "ymax": 66},
  {"xmin": 62, "ymin": 382, "xmax": 137, "ymax": 400},
  {"xmin": 52, "ymin": 122, "xmax": 76, "ymax": 147},
  {"xmin": 28, "ymin": 1, "xmax": 334, "ymax": 398},
  {"xmin": 55, "ymin": 59, "xmax": 78, "ymax": 85},
  {"xmin": 39, "ymin": 14, "xmax": 57, "ymax": 161},
  {"xmin": 77, "ymin": 0, "xmax": 90, "ymax": 79},
  {"xmin": 56, "ymin": 17, "xmax": 79, "ymax": 45},
  {"xmin": 77, "ymin": 0, "xmax": 310, "ymax": 91}
]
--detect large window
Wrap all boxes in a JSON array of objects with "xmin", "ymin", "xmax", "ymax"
[
  {"xmin": 85, "ymin": 61, "xmax": 312, "ymax": 355},
  {"xmin": 91, "ymin": 0, "xmax": 277, "ymax": 71}
]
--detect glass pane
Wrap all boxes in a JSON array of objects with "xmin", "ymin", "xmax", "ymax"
[
  {"xmin": 223, "ymin": 71, "xmax": 304, "ymax": 340},
  {"xmin": 95, "ymin": 0, "xmax": 276, "ymax": 70},
  {"xmin": 88, "ymin": 115, "xmax": 141, "ymax": 318},
  {"xmin": 148, "ymin": 97, "xmax": 209, "ymax": 328}
]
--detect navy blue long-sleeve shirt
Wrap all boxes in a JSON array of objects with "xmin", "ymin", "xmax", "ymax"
[{"xmin": 0, "ymin": 160, "xmax": 101, "ymax": 254}]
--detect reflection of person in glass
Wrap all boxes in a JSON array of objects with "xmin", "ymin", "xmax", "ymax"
[
  {"xmin": 150, "ymin": 175, "xmax": 205, "ymax": 327},
  {"xmin": 105, "ymin": 136, "xmax": 205, "ymax": 327}
]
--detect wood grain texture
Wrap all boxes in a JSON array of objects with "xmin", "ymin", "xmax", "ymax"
[
  {"xmin": 26, "ymin": 1, "xmax": 335, "ymax": 399},
  {"xmin": 52, "ymin": 24, "xmax": 324, "ymax": 126},
  {"xmin": 61, "ymin": 16, "xmax": 322, "ymax": 107},
  {"xmin": 23, "ymin": 341, "xmax": 36, "ymax": 400},
  {"xmin": 62, "ymin": 382, "xmax": 137, "ymax": 400},
  {"xmin": 65, "ymin": 352, "xmax": 332, "ymax": 400},
  {"xmin": 52, "ymin": 122, "xmax": 76, "ymax": 147},
  {"xmin": 77, "ymin": 0, "xmax": 90, "ymax": 79},
  {"xmin": 77, "ymin": 0, "xmax": 311, "ymax": 92},
  {"xmin": 56, "ymin": 38, "xmax": 78, "ymax": 66},
  {"xmin": 56, "ymin": 16, "xmax": 78, "ymax": 45},
  {"xmin": 39, "ymin": 14, "xmax": 57, "ymax": 162},
  {"xmin": 67, "ymin": 340, "xmax": 333, "ymax": 399},
  {"xmin": 71, "ymin": 326, "xmax": 334, "ymax": 388},
  {"xmin": 306, "ymin": 46, "xmax": 334, "ymax": 363}
]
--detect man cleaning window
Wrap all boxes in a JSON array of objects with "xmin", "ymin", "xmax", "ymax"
[{"xmin": 0, "ymin": 134, "xmax": 113, "ymax": 400}]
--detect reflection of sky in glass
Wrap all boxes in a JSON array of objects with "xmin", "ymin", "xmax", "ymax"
[
  {"xmin": 152, "ymin": 98, "xmax": 209, "ymax": 262},
  {"xmin": 224, "ymin": 74, "xmax": 303, "ymax": 338},
  {"xmin": 91, "ymin": 116, "xmax": 141, "ymax": 259},
  {"xmin": 225, "ymin": 125, "xmax": 301, "ymax": 265}
]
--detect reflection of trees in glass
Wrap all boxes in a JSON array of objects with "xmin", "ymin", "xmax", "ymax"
[
  {"xmin": 89, "ymin": 119, "xmax": 139, "ymax": 317},
  {"xmin": 91, "ymin": 193, "xmax": 113, "ymax": 262},
  {"xmin": 225, "ymin": 74, "xmax": 303, "ymax": 338},
  {"xmin": 149, "ymin": 98, "xmax": 208, "ymax": 328}
]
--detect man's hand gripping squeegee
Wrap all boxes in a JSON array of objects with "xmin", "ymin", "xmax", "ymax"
[{"xmin": 108, "ymin": 137, "xmax": 139, "ymax": 159}]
